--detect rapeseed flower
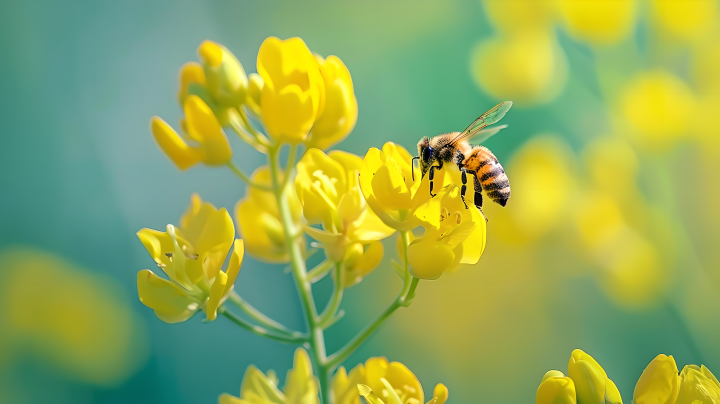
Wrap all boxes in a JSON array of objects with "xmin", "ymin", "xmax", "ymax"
[
  {"xmin": 137, "ymin": 194, "xmax": 243, "ymax": 322},
  {"xmin": 296, "ymin": 149, "xmax": 394, "ymax": 282},
  {"xmin": 537, "ymin": 349, "xmax": 622, "ymax": 404},
  {"xmin": 555, "ymin": 0, "xmax": 637, "ymax": 46},
  {"xmin": 151, "ymin": 95, "xmax": 232, "ymax": 170},
  {"xmin": 235, "ymin": 166, "xmax": 305, "ymax": 263},
  {"xmin": 634, "ymin": 354, "xmax": 720, "ymax": 404},
  {"xmin": 332, "ymin": 357, "xmax": 447, "ymax": 404}
]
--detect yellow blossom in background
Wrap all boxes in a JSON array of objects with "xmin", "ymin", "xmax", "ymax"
[
  {"xmin": 137, "ymin": 194, "xmax": 243, "ymax": 322},
  {"xmin": 296, "ymin": 149, "xmax": 394, "ymax": 281},
  {"xmin": 197, "ymin": 40, "xmax": 248, "ymax": 107},
  {"xmin": 621, "ymin": 70, "xmax": 696, "ymax": 151},
  {"xmin": 219, "ymin": 348, "xmax": 318, "ymax": 404},
  {"xmin": 471, "ymin": 32, "xmax": 567, "ymax": 105},
  {"xmin": 359, "ymin": 142, "xmax": 433, "ymax": 231},
  {"xmin": 408, "ymin": 182, "xmax": 485, "ymax": 279},
  {"xmin": 332, "ymin": 357, "xmax": 447, "ymax": 404},
  {"xmin": 537, "ymin": 350, "xmax": 621, "ymax": 404},
  {"xmin": 481, "ymin": 0, "xmax": 556, "ymax": 35},
  {"xmin": 257, "ymin": 36, "xmax": 326, "ymax": 144},
  {"xmin": 308, "ymin": 55, "xmax": 358, "ymax": 150},
  {"xmin": 677, "ymin": 364, "xmax": 720, "ymax": 403},
  {"xmin": 0, "ymin": 247, "xmax": 147, "ymax": 386},
  {"xmin": 245, "ymin": 72, "xmax": 264, "ymax": 117},
  {"xmin": 555, "ymin": 0, "xmax": 637, "ymax": 46},
  {"xmin": 236, "ymin": 166, "xmax": 305, "ymax": 263},
  {"xmin": 151, "ymin": 95, "xmax": 232, "ymax": 170},
  {"xmin": 651, "ymin": 0, "xmax": 718, "ymax": 43},
  {"xmin": 634, "ymin": 354, "xmax": 680, "ymax": 404}
]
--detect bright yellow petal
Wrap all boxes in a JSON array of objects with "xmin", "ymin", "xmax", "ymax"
[
  {"xmin": 357, "ymin": 385, "xmax": 386, "ymax": 404},
  {"xmin": 239, "ymin": 365, "xmax": 286, "ymax": 403},
  {"xmin": 205, "ymin": 270, "xmax": 227, "ymax": 321},
  {"xmin": 137, "ymin": 269, "xmax": 199, "ymax": 323},
  {"xmin": 431, "ymin": 383, "xmax": 448, "ymax": 404},
  {"xmin": 365, "ymin": 358, "xmax": 424, "ymax": 404},
  {"xmin": 568, "ymin": 350, "xmax": 607, "ymax": 404},
  {"xmin": 605, "ymin": 378, "xmax": 623, "ymax": 404},
  {"xmin": 371, "ymin": 163, "xmax": 411, "ymax": 211},
  {"xmin": 178, "ymin": 62, "xmax": 206, "ymax": 103},
  {"xmin": 633, "ymin": 354, "xmax": 679, "ymax": 404},
  {"xmin": 136, "ymin": 228, "xmax": 194, "ymax": 289},
  {"xmin": 223, "ymin": 239, "xmax": 244, "ymax": 296},
  {"xmin": 677, "ymin": 364, "xmax": 720, "ymax": 403},
  {"xmin": 179, "ymin": 193, "xmax": 217, "ymax": 247},
  {"xmin": 261, "ymin": 82, "xmax": 315, "ymax": 143},
  {"xmin": 150, "ymin": 116, "xmax": 202, "ymax": 170},
  {"xmin": 284, "ymin": 348, "xmax": 319, "ymax": 404},
  {"xmin": 536, "ymin": 376, "xmax": 577, "ymax": 404},
  {"xmin": 329, "ymin": 150, "xmax": 363, "ymax": 175},
  {"xmin": 184, "ymin": 95, "xmax": 232, "ymax": 165},
  {"xmin": 195, "ymin": 208, "xmax": 235, "ymax": 280},
  {"xmin": 310, "ymin": 55, "xmax": 357, "ymax": 150},
  {"xmin": 217, "ymin": 393, "xmax": 248, "ymax": 404}
]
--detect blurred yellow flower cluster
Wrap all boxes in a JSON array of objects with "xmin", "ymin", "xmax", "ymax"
[
  {"xmin": 220, "ymin": 350, "xmax": 448, "ymax": 404},
  {"xmin": 137, "ymin": 194, "xmax": 244, "ymax": 323},
  {"xmin": 537, "ymin": 349, "xmax": 622, "ymax": 404},
  {"xmin": 634, "ymin": 354, "xmax": 720, "ymax": 404},
  {"xmin": 0, "ymin": 247, "xmax": 146, "ymax": 386}
]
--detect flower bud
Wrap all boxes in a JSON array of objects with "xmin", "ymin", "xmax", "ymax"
[
  {"xmin": 245, "ymin": 73, "xmax": 263, "ymax": 117},
  {"xmin": 198, "ymin": 40, "xmax": 248, "ymax": 107},
  {"xmin": 677, "ymin": 364, "xmax": 720, "ymax": 403},
  {"xmin": 536, "ymin": 376, "xmax": 577, "ymax": 404},
  {"xmin": 308, "ymin": 55, "xmax": 358, "ymax": 150},
  {"xmin": 567, "ymin": 349, "xmax": 607, "ymax": 404}
]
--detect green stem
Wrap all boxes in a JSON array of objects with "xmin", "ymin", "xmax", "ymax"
[
  {"xmin": 318, "ymin": 263, "xmax": 344, "ymax": 328},
  {"xmin": 307, "ymin": 259, "xmax": 335, "ymax": 283},
  {"xmin": 268, "ymin": 145, "xmax": 331, "ymax": 403},
  {"xmin": 226, "ymin": 161, "xmax": 273, "ymax": 191},
  {"xmin": 326, "ymin": 231, "xmax": 418, "ymax": 370},
  {"xmin": 218, "ymin": 306, "xmax": 307, "ymax": 344},
  {"xmin": 281, "ymin": 144, "xmax": 299, "ymax": 192},
  {"xmin": 227, "ymin": 291, "xmax": 307, "ymax": 340}
]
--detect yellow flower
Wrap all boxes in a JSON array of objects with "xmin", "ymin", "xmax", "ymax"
[
  {"xmin": 677, "ymin": 364, "xmax": 720, "ymax": 403},
  {"xmin": 245, "ymin": 72, "xmax": 264, "ymax": 117},
  {"xmin": 307, "ymin": 55, "xmax": 358, "ymax": 150},
  {"xmin": 257, "ymin": 36, "xmax": 326, "ymax": 144},
  {"xmin": 536, "ymin": 371, "xmax": 576, "ymax": 404},
  {"xmin": 296, "ymin": 149, "xmax": 394, "ymax": 280},
  {"xmin": 219, "ymin": 348, "xmax": 318, "ymax": 404},
  {"xmin": 471, "ymin": 31, "xmax": 567, "ymax": 105},
  {"xmin": 151, "ymin": 95, "xmax": 232, "ymax": 170},
  {"xmin": 359, "ymin": 142, "xmax": 433, "ymax": 231},
  {"xmin": 634, "ymin": 354, "xmax": 680, "ymax": 404},
  {"xmin": 481, "ymin": 0, "xmax": 556, "ymax": 35},
  {"xmin": 651, "ymin": 0, "xmax": 718, "ymax": 43},
  {"xmin": 567, "ymin": 349, "xmax": 622, "ymax": 404},
  {"xmin": 408, "ymin": 182, "xmax": 486, "ymax": 279},
  {"xmin": 197, "ymin": 40, "xmax": 248, "ymax": 107},
  {"xmin": 555, "ymin": 0, "xmax": 637, "ymax": 46},
  {"xmin": 334, "ymin": 357, "xmax": 447, "ymax": 404},
  {"xmin": 137, "ymin": 194, "xmax": 243, "ymax": 323},
  {"xmin": 235, "ymin": 166, "xmax": 305, "ymax": 263},
  {"xmin": 621, "ymin": 70, "xmax": 696, "ymax": 151},
  {"xmin": 0, "ymin": 247, "xmax": 147, "ymax": 386}
]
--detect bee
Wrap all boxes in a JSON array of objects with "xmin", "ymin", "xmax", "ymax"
[{"xmin": 413, "ymin": 101, "xmax": 513, "ymax": 219}]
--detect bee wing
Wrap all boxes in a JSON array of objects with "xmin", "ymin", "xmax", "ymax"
[
  {"xmin": 467, "ymin": 124, "xmax": 508, "ymax": 145},
  {"xmin": 450, "ymin": 101, "xmax": 513, "ymax": 145}
]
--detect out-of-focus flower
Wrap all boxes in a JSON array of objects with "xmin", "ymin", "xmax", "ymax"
[
  {"xmin": 490, "ymin": 135, "xmax": 576, "ymax": 245},
  {"xmin": 634, "ymin": 354, "xmax": 680, "ymax": 404},
  {"xmin": 235, "ymin": 166, "xmax": 305, "ymax": 263},
  {"xmin": 197, "ymin": 40, "xmax": 248, "ymax": 107},
  {"xmin": 137, "ymin": 194, "xmax": 243, "ymax": 323},
  {"xmin": 408, "ymin": 182, "xmax": 486, "ymax": 279},
  {"xmin": 333, "ymin": 357, "xmax": 447, "ymax": 404},
  {"xmin": 257, "ymin": 36, "xmax": 326, "ymax": 144},
  {"xmin": 296, "ymin": 149, "xmax": 394, "ymax": 283},
  {"xmin": 481, "ymin": 0, "xmax": 556, "ymax": 35},
  {"xmin": 555, "ymin": 0, "xmax": 637, "ymax": 46},
  {"xmin": 219, "ymin": 348, "xmax": 318, "ymax": 404},
  {"xmin": 651, "ymin": 0, "xmax": 718, "ymax": 42},
  {"xmin": 634, "ymin": 354, "xmax": 720, "ymax": 404},
  {"xmin": 621, "ymin": 70, "xmax": 697, "ymax": 151},
  {"xmin": 0, "ymin": 247, "xmax": 147, "ymax": 386},
  {"xmin": 307, "ymin": 55, "xmax": 358, "ymax": 150},
  {"xmin": 537, "ymin": 350, "xmax": 621, "ymax": 404},
  {"xmin": 151, "ymin": 95, "xmax": 232, "ymax": 170},
  {"xmin": 536, "ymin": 371, "xmax": 576, "ymax": 404},
  {"xmin": 471, "ymin": 32, "xmax": 567, "ymax": 105},
  {"xmin": 359, "ymin": 142, "xmax": 433, "ymax": 231},
  {"xmin": 245, "ymin": 73, "xmax": 264, "ymax": 117}
]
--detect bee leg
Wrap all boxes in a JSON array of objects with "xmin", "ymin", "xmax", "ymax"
[
  {"xmin": 429, "ymin": 164, "xmax": 442, "ymax": 197},
  {"xmin": 471, "ymin": 173, "xmax": 489, "ymax": 222},
  {"xmin": 460, "ymin": 168, "xmax": 469, "ymax": 209}
]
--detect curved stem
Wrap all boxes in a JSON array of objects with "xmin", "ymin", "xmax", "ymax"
[
  {"xmin": 226, "ymin": 161, "xmax": 273, "ymax": 191},
  {"xmin": 281, "ymin": 144, "xmax": 299, "ymax": 192},
  {"xmin": 318, "ymin": 263, "xmax": 344, "ymax": 328},
  {"xmin": 326, "ymin": 231, "xmax": 419, "ymax": 370},
  {"xmin": 268, "ymin": 145, "xmax": 331, "ymax": 403},
  {"xmin": 227, "ymin": 291, "xmax": 307, "ymax": 340},
  {"xmin": 219, "ymin": 306, "xmax": 307, "ymax": 344}
]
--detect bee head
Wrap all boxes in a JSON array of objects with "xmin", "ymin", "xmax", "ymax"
[{"xmin": 417, "ymin": 136, "xmax": 432, "ymax": 162}]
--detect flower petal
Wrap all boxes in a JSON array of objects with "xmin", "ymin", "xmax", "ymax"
[
  {"xmin": 205, "ymin": 270, "xmax": 227, "ymax": 321},
  {"xmin": 137, "ymin": 269, "xmax": 198, "ymax": 324},
  {"xmin": 150, "ymin": 116, "xmax": 202, "ymax": 171},
  {"xmin": 408, "ymin": 239, "xmax": 455, "ymax": 280}
]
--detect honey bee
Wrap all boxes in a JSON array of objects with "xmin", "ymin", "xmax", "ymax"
[{"xmin": 413, "ymin": 101, "xmax": 513, "ymax": 219}]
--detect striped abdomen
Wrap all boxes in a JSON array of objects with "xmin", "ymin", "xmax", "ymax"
[{"xmin": 463, "ymin": 146, "xmax": 510, "ymax": 207}]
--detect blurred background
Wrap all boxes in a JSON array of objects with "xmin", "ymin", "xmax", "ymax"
[{"xmin": 1, "ymin": 0, "xmax": 719, "ymax": 403}]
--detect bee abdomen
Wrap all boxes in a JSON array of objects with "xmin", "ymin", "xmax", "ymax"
[{"xmin": 479, "ymin": 161, "xmax": 510, "ymax": 207}]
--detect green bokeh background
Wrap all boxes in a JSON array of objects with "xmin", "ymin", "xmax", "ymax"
[{"xmin": 1, "ymin": 1, "xmax": 718, "ymax": 403}]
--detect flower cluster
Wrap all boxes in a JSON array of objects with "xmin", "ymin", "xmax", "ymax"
[{"xmin": 536, "ymin": 349, "xmax": 622, "ymax": 404}]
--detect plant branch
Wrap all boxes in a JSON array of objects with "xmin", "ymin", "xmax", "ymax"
[
  {"xmin": 226, "ymin": 161, "xmax": 273, "ymax": 191},
  {"xmin": 227, "ymin": 291, "xmax": 307, "ymax": 340},
  {"xmin": 219, "ymin": 306, "xmax": 307, "ymax": 344},
  {"xmin": 318, "ymin": 262, "xmax": 344, "ymax": 328},
  {"xmin": 307, "ymin": 259, "xmax": 335, "ymax": 283}
]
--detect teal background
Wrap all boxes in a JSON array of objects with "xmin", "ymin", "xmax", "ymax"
[{"xmin": 1, "ymin": 1, "xmax": 719, "ymax": 403}]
